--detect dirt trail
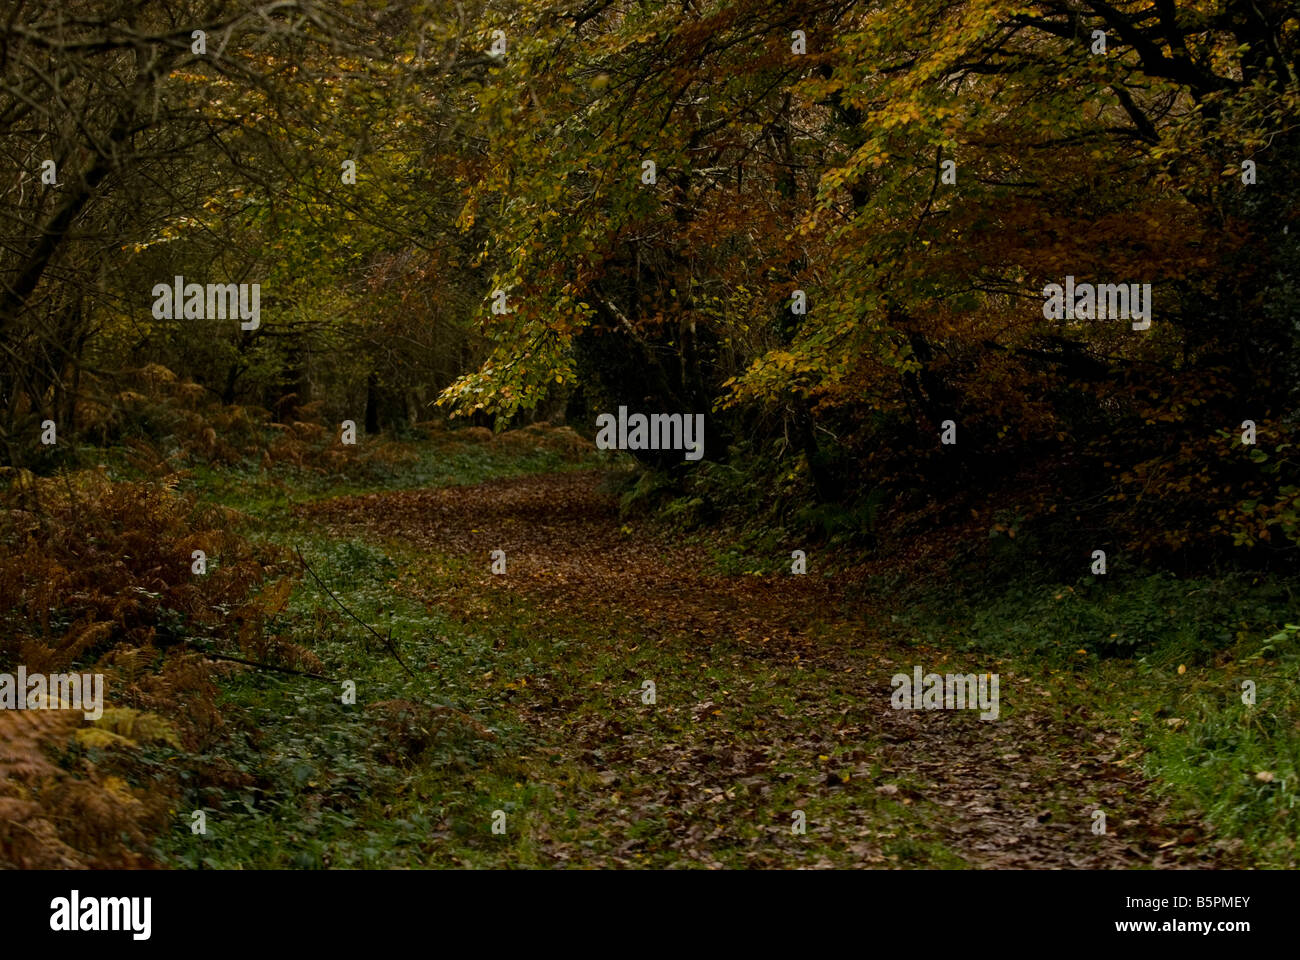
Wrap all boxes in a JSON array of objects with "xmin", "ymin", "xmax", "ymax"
[{"xmin": 306, "ymin": 470, "xmax": 1216, "ymax": 868}]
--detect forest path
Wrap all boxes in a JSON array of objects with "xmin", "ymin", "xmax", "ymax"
[{"xmin": 305, "ymin": 469, "xmax": 1212, "ymax": 868}]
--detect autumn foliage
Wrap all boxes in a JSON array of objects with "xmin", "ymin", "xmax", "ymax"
[
  {"xmin": 428, "ymin": 0, "xmax": 1300, "ymax": 567},
  {"xmin": 0, "ymin": 469, "xmax": 282, "ymax": 866}
]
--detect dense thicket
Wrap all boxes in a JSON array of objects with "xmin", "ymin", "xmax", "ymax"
[{"xmin": 3, "ymin": 0, "xmax": 1298, "ymax": 564}]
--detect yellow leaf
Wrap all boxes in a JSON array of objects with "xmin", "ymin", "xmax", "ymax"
[
  {"xmin": 91, "ymin": 707, "xmax": 183, "ymax": 748},
  {"xmin": 256, "ymin": 577, "xmax": 294, "ymax": 616},
  {"xmin": 75, "ymin": 728, "xmax": 134, "ymax": 750}
]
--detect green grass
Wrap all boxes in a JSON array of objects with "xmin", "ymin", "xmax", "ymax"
[
  {"xmin": 81, "ymin": 431, "xmax": 607, "ymax": 514},
  {"xmin": 893, "ymin": 571, "xmax": 1300, "ymax": 868},
  {"xmin": 140, "ymin": 436, "xmax": 600, "ymax": 868},
  {"xmin": 154, "ymin": 537, "xmax": 514, "ymax": 868},
  {"xmin": 150, "ymin": 520, "xmax": 963, "ymax": 868}
]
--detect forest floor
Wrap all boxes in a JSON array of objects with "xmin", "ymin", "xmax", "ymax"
[
  {"xmin": 300, "ymin": 468, "xmax": 1213, "ymax": 869},
  {"xmin": 153, "ymin": 431, "xmax": 1293, "ymax": 869}
]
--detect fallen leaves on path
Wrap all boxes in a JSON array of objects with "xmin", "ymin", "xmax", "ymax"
[{"xmin": 302, "ymin": 471, "xmax": 1222, "ymax": 869}]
